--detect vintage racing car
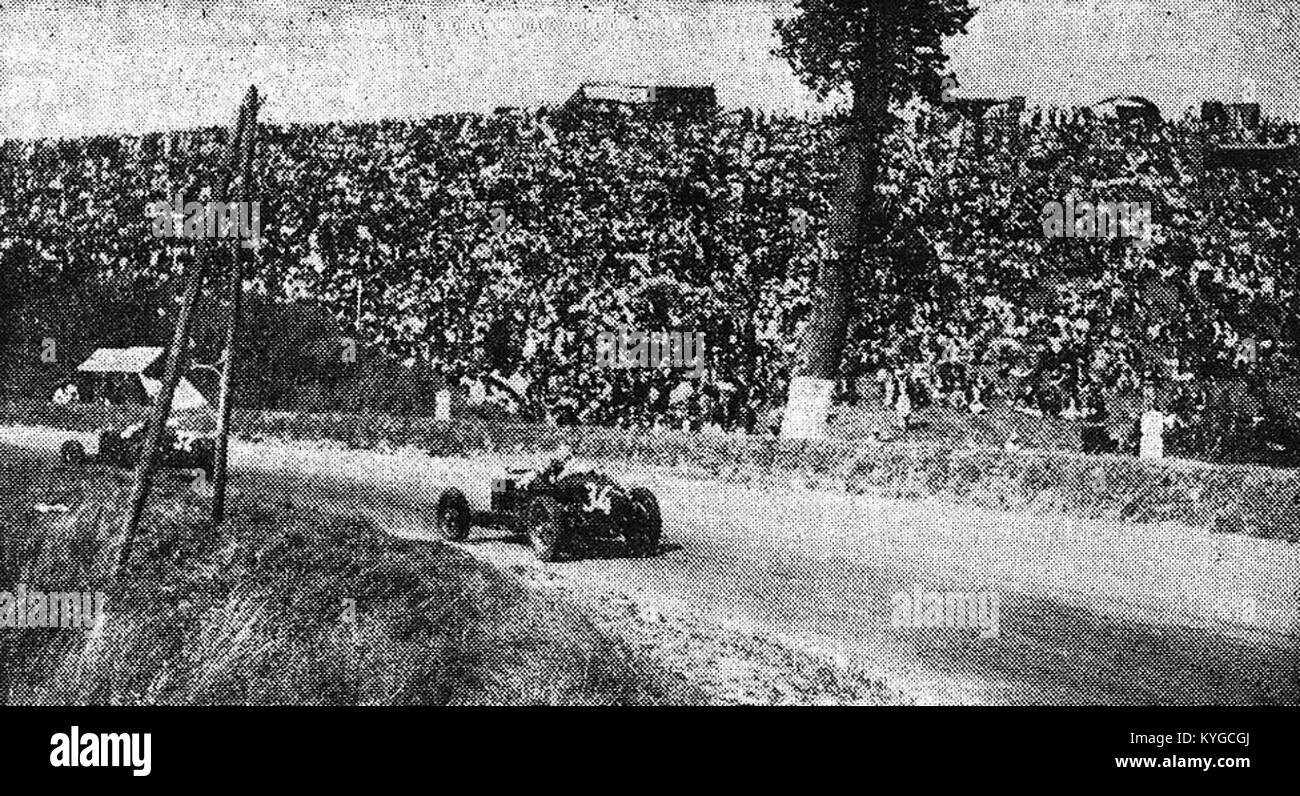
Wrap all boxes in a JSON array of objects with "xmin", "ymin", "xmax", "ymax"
[
  {"xmin": 60, "ymin": 419, "xmax": 216, "ymax": 479},
  {"xmin": 433, "ymin": 448, "xmax": 662, "ymax": 562}
]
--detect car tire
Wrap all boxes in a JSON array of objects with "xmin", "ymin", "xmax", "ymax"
[
  {"xmin": 60, "ymin": 440, "xmax": 86, "ymax": 466},
  {"xmin": 436, "ymin": 488, "xmax": 471, "ymax": 542},
  {"xmin": 97, "ymin": 430, "xmax": 118, "ymax": 462},
  {"xmin": 193, "ymin": 438, "xmax": 216, "ymax": 480},
  {"xmin": 628, "ymin": 487, "xmax": 662, "ymax": 556},
  {"xmin": 525, "ymin": 495, "xmax": 564, "ymax": 562}
]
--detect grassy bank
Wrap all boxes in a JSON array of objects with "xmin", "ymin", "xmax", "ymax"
[
  {"xmin": 0, "ymin": 445, "xmax": 696, "ymax": 705},
  {"xmin": 4, "ymin": 400, "xmax": 1299, "ymax": 540}
]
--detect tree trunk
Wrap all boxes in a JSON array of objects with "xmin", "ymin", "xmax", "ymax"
[{"xmin": 782, "ymin": 23, "xmax": 891, "ymax": 439}]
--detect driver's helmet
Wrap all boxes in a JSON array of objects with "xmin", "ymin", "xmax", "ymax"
[{"xmin": 536, "ymin": 444, "xmax": 573, "ymax": 481}]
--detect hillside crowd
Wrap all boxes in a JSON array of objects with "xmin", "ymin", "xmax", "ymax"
[{"xmin": 0, "ymin": 98, "xmax": 1296, "ymax": 463}]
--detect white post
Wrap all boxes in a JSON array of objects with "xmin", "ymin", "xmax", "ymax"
[
  {"xmin": 779, "ymin": 375, "xmax": 835, "ymax": 439},
  {"xmin": 1139, "ymin": 408, "xmax": 1165, "ymax": 459},
  {"xmin": 434, "ymin": 389, "xmax": 452, "ymax": 421}
]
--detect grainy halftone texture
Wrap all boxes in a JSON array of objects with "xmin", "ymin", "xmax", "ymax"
[{"xmin": 0, "ymin": 0, "xmax": 1296, "ymax": 705}]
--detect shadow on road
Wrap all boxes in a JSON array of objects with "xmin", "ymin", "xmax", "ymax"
[{"xmin": 900, "ymin": 590, "xmax": 1299, "ymax": 705}]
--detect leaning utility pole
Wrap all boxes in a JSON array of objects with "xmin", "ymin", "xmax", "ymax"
[
  {"xmin": 212, "ymin": 87, "xmax": 261, "ymax": 524},
  {"xmin": 116, "ymin": 87, "xmax": 259, "ymax": 578}
]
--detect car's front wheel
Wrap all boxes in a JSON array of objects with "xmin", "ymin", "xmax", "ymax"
[
  {"xmin": 60, "ymin": 440, "xmax": 86, "ymax": 466},
  {"xmin": 435, "ymin": 488, "xmax": 471, "ymax": 542},
  {"xmin": 97, "ymin": 430, "xmax": 119, "ymax": 462},
  {"xmin": 525, "ymin": 496, "xmax": 565, "ymax": 562},
  {"xmin": 627, "ymin": 487, "xmax": 662, "ymax": 556}
]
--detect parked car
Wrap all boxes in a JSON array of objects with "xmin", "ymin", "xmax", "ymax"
[{"xmin": 61, "ymin": 419, "xmax": 215, "ymax": 478}]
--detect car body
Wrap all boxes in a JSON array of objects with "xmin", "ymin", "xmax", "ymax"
[
  {"xmin": 433, "ymin": 450, "xmax": 662, "ymax": 561},
  {"xmin": 60, "ymin": 420, "xmax": 216, "ymax": 478}
]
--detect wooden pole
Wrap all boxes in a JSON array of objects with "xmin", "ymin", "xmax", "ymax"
[
  {"xmin": 212, "ymin": 88, "xmax": 260, "ymax": 524},
  {"xmin": 116, "ymin": 88, "xmax": 257, "ymax": 578}
]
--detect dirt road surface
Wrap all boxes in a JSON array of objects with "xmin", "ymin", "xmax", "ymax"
[{"xmin": 4, "ymin": 424, "xmax": 1297, "ymax": 705}]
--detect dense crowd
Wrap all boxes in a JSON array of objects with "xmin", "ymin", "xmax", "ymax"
[
  {"xmin": 0, "ymin": 99, "xmax": 1296, "ymax": 462},
  {"xmin": 868, "ymin": 109, "xmax": 1299, "ymax": 461}
]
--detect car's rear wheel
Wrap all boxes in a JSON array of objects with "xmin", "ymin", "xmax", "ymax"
[
  {"xmin": 436, "ymin": 488, "xmax": 471, "ymax": 542},
  {"xmin": 60, "ymin": 440, "xmax": 86, "ymax": 466},
  {"xmin": 627, "ymin": 487, "xmax": 662, "ymax": 556},
  {"xmin": 526, "ymin": 496, "xmax": 564, "ymax": 562}
]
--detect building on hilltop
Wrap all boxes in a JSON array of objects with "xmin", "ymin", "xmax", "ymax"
[
  {"xmin": 1089, "ymin": 96, "xmax": 1162, "ymax": 124},
  {"xmin": 564, "ymin": 82, "xmax": 717, "ymax": 113},
  {"xmin": 1201, "ymin": 101, "xmax": 1262, "ymax": 129},
  {"xmin": 943, "ymin": 96, "xmax": 1025, "ymax": 149}
]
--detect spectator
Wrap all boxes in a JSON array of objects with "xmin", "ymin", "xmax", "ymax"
[
  {"xmin": 895, "ymin": 378, "xmax": 913, "ymax": 431},
  {"xmin": 1080, "ymin": 390, "xmax": 1117, "ymax": 454}
]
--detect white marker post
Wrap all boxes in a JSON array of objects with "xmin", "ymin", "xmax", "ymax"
[
  {"xmin": 1139, "ymin": 408, "xmax": 1165, "ymax": 459},
  {"xmin": 780, "ymin": 376, "xmax": 835, "ymax": 439}
]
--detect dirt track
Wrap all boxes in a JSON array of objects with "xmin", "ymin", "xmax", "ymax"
[{"xmin": 4, "ymin": 423, "xmax": 1297, "ymax": 705}]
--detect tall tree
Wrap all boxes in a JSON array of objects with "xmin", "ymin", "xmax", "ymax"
[{"xmin": 774, "ymin": 0, "xmax": 975, "ymax": 437}]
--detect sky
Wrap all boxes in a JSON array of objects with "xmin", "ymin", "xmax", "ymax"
[{"xmin": 0, "ymin": 0, "xmax": 1297, "ymax": 139}]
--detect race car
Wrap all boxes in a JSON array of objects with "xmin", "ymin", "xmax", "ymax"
[
  {"xmin": 60, "ymin": 419, "xmax": 216, "ymax": 479},
  {"xmin": 433, "ymin": 447, "xmax": 662, "ymax": 562}
]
